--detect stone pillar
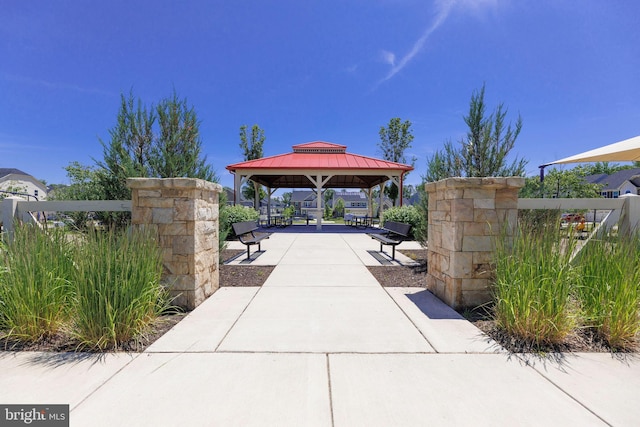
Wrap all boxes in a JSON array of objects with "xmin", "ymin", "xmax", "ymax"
[
  {"xmin": 128, "ymin": 178, "xmax": 222, "ymax": 310},
  {"xmin": 425, "ymin": 177, "xmax": 524, "ymax": 310}
]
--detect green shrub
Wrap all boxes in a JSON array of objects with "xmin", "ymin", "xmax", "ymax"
[
  {"xmin": 283, "ymin": 206, "xmax": 295, "ymax": 217},
  {"xmin": 220, "ymin": 205, "xmax": 259, "ymax": 239},
  {"xmin": 72, "ymin": 228, "xmax": 169, "ymax": 350},
  {"xmin": 0, "ymin": 225, "xmax": 74, "ymax": 341},
  {"xmin": 413, "ymin": 187, "xmax": 428, "ymax": 247},
  {"xmin": 493, "ymin": 218, "xmax": 577, "ymax": 345},
  {"xmin": 381, "ymin": 205, "xmax": 422, "ymax": 238},
  {"xmin": 576, "ymin": 233, "xmax": 640, "ymax": 350}
]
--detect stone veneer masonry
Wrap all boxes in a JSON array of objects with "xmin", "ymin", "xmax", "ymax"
[
  {"xmin": 128, "ymin": 178, "xmax": 222, "ymax": 310},
  {"xmin": 425, "ymin": 177, "xmax": 524, "ymax": 310}
]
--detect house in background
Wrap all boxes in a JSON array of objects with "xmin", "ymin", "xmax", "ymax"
[
  {"xmin": 290, "ymin": 189, "xmax": 407, "ymax": 218},
  {"xmin": 0, "ymin": 168, "xmax": 47, "ymax": 200},
  {"xmin": 291, "ymin": 190, "xmax": 319, "ymax": 217},
  {"xmin": 585, "ymin": 167, "xmax": 640, "ymax": 198}
]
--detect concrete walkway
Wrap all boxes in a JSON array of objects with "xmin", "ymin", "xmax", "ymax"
[{"xmin": 1, "ymin": 233, "xmax": 639, "ymax": 426}]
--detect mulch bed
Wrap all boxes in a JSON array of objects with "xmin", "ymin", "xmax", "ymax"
[
  {"xmin": 366, "ymin": 249, "xmax": 427, "ymax": 288},
  {"xmin": 220, "ymin": 249, "xmax": 275, "ymax": 287},
  {"xmin": 0, "ymin": 312, "xmax": 187, "ymax": 353}
]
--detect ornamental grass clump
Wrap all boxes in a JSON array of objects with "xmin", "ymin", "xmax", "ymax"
[
  {"xmin": 0, "ymin": 225, "xmax": 74, "ymax": 341},
  {"xmin": 72, "ymin": 228, "xmax": 169, "ymax": 350},
  {"xmin": 493, "ymin": 218, "xmax": 578, "ymax": 346},
  {"xmin": 576, "ymin": 233, "xmax": 640, "ymax": 350}
]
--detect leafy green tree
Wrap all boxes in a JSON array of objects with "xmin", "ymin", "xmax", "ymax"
[
  {"xmin": 425, "ymin": 84, "xmax": 527, "ymax": 181},
  {"xmin": 520, "ymin": 168, "xmax": 602, "ymax": 199},
  {"xmin": 50, "ymin": 162, "xmax": 107, "ymax": 230},
  {"xmin": 324, "ymin": 202, "xmax": 333, "ymax": 219},
  {"xmin": 333, "ymin": 198, "xmax": 345, "ymax": 218},
  {"xmin": 573, "ymin": 162, "xmax": 634, "ymax": 176},
  {"xmin": 241, "ymin": 184, "xmax": 266, "ymax": 204},
  {"xmin": 403, "ymin": 184, "xmax": 416, "ymax": 199},
  {"xmin": 323, "ymin": 189, "xmax": 335, "ymax": 205},
  {"xmin": 239, "ymin": 124, "xmax": 265, "ymax": 209},
  {"xmin": 378, "ymin": 117, "xmax": 415, "ymax": 206},
  {"xmin": 281, "ymin": 192, "xmax": 292, "ymax": 207}
]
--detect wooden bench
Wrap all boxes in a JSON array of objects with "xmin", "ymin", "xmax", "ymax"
[
  {"xmin": 367, "ymin": 221, "xmax": 411, "ymax": 260},
  {"xmin": 232, "ymin": 221, "xmax": 272, "ymax": 260}
]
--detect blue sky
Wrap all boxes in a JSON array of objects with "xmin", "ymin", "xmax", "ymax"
[{"xmin": 1, "ymin": 0, "xmax": 639, "ymax": 191}]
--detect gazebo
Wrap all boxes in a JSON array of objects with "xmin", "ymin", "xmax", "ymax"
[{"xmin": 226, "ymin": 141, "xmax": 414, "ymax": 229}]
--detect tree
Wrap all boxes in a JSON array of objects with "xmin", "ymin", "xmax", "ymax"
[
  {"xmin": 150, "ymin": 92, "xmax": 215, "ymax": 181},
  {"xmin": 520, "ymin": 168, "xmax": 602, "ymax": 199},
  {"xmin": 239, "ymin": 124, "xmax": 265, "ymax": 209},
  {"xmin": 50, "ymin": 162, "xmax": 107, "ymax": 230},
  {"xmin": 323, "ymin": 188, "xmax": 335, "ymax": 205},
  {"xmin": 425, "ymin": 84, "xmax": 527, "ymax": 182},
  {"xmin": 333, "ymin": 198, "xmax": 345, "ymax": 218},
  {"xmin": 378, "ymin": 117, "xmax": 415, "ymax": 206},
  {"xmin": 95, "ymin": 90, "xmax": 216, "ymax": 228},
  {"xmin": 573, "ymin": 162, "xmax": 634, "ymax": 177},
  {"xmin": 403, "ymin": 184, "xmax": 415, "ymax": 199},
  {"xmin": 241, "ymin": 184, "xmax": 266, "ymax": 204},
  {"xmin": 281, "ymin": 192, "xmax": 292, "ymax": 208}
]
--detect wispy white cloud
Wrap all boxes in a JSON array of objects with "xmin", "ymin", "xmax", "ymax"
[
  {"xmin": 345, "ymin": 64, "xmax": 359, "ymax": 74},
  {"xmin": 379, "ymin": 0, "xmax": 501, "ymax": 83},
  {"xmin": 2, "ymin": 73, "xmax": 113, "ymax": 97},
  {"xmin": 380, "ymin": 50, "xmax": 396, "ymax": 67}
]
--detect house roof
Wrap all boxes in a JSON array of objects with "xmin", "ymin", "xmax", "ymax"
[
  {"xmin": 0, "ymin": 168, "xmax": 30, "ymax": 178},
  {"xmin": 585, "ymin": 168, "xmax": 640, "ymax": 190},
  {"xmin": 226, "ymin": 141, "xmax": 413, "ymax": 189},
  {"xmin": 291, "ymin": 190, "xmax": 316, "ymax": 202},
  {"xmin": 333, "ymin": 191, "xmax": 366, "ymax": 202}
]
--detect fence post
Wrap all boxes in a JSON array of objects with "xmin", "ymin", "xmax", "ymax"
[
  {"xmin": 127, "ymin": 178, "xmax": 222, "ymax": 310},
  {"xmin": 425, "ymin": 177, "xmax": 524, "ymax": 310},
  {"xmin": 618, "ymin": 194, "xmax": 640, "ymax": 236},
  {"xmin": 1, "ymin": 196, "xmax": 21, "ymax": 242}
]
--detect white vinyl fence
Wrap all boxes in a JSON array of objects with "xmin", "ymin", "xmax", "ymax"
[
  {"xmin": 518, "ymin": 194, "xmax": 640, "ymax": 237},
  {"xmin": 1, "ymin": 197, "xmax": 131, "ymax": 240}
]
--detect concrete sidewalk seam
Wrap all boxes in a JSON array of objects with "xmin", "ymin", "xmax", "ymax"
[
  {"xmin": 213, "ymin": 287, "xmax": 264, "ymax": 352},
  {"xmin": 525, "ymin": 357, "xmax": 615, "ymax": 427},
  {"xmin": 382, "ymin": 286, "xmax": 439, "ymax": 352},
  {"xmin": 326, "ymin": 354, "xmax": 336, "ymax": 427},
  {"xmin": 70, "ymin": 353, "xmax": 141, "ymax": 412}
]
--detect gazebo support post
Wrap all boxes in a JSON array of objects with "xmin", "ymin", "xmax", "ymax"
[
  {"xmin": 267, "ymin": 187, "xmax": 276, "ymax": 225},
  {"xmin": 305, "ymin": 174, "xmax": 332, "ymax": 230},
  {"xmin": 378, "ymin": 183, "xmax": 384, "ymax": 220},
  {"xmin": 233, "ymin": 173, "xmax": 244, "ymax": 205},
  {"xmin": 399, "ymin": 172, "xmax": 405, "ymax": 207},
  {"xmin": 387, "ymin": 175, "xmax": 402, "ymax": 207}
]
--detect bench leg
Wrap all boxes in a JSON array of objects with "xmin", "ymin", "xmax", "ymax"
[
  {"xmin": 392, "ymin": 245, "xmax": 396, "ymax": 261},
  {"xmin": 258, "ymin": 242, "xmax": 261, "ymax": 252},
  {"xmin": 246, "ymin": 245, "xmax": 251, "ymax": 260}
]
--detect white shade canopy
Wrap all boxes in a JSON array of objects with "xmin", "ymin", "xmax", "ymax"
[{"xmin": 543, "ymin": 135, "xmax": 640, "ymax": 166}]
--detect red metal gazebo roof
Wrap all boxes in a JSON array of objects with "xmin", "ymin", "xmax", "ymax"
[{"xmin": 226, "ymin": 141, "xmax": 413, "ymax": 173}]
